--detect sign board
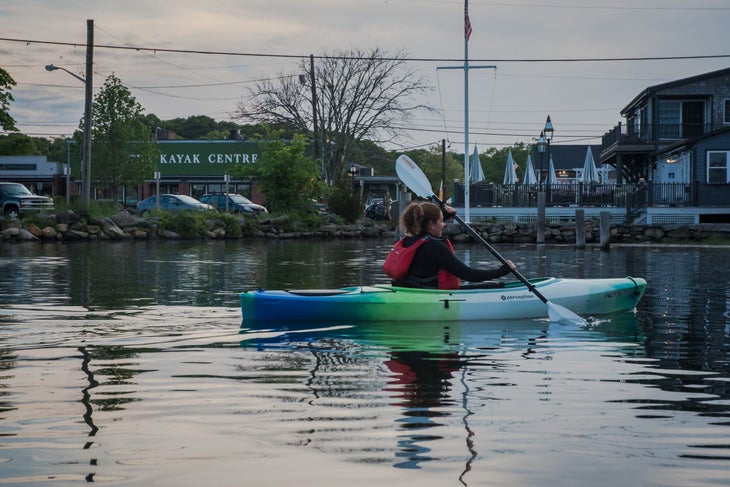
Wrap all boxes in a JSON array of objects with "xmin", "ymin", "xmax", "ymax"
[{"xmin": 157, "ymin": 140, "xmax": 261, "ymax": 176}]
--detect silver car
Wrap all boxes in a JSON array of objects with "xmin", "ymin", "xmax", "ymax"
[{"xmin": 136, "ymin": 194, "xmax": 213, "ymax": 215}]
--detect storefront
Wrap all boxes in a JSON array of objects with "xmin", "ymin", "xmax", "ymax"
[{"xmin": 142, "ymin": 140, "xmax": 264, "ymax": 204}]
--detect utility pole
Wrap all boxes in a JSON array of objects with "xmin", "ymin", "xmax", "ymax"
[
  {"xmin": 82, "ymin": 19, "xmax": 94, "ymax": 207},
  {"xmin": 309, "ymin": 55, "xmax": 320, "ymax": 176}
]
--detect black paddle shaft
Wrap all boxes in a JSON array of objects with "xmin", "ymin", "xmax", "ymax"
[{"xmin": 431, "ymin": 196, "xmax": 550, "ymax": 305}]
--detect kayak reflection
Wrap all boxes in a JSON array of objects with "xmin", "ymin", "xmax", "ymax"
[{"xmin": 238, "ymin": 314, "xmax": 643, "ymax": 475}]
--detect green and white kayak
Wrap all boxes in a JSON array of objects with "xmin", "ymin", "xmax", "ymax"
[{"xmin": 240, "ymin": 276, "xmax": 646, "ymax": 325}]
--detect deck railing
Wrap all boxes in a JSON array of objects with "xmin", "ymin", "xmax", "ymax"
[
  {"xmin": 601, "ymin": 122, "xmax": 719, "ymax": 150},
  {"xmin": 452, "ymin": 182, "xmax": 730, "ymax": 211}
]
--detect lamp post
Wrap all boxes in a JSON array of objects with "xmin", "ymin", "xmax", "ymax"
[
  {"xmin": 537, "ymin": 130, "xmax": 546, "ymax": 191},
  {"xmin": 349, "ymin": 163, "xmax": 358, "ymax": 188},
  {"xmin": 44, "ymin": 19, "xmax": 94, "ymax": 208},
  {"xmin": 543, "ymin": 115, "xmax": 554, "ymax": 184}
]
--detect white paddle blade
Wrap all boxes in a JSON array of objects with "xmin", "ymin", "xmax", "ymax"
[
  {"xmin": 396, "ymin": 155, "xmax": 435, "ymax": 199},
  {"xmin": 547, "ymin": 302, "xmax": 586, "ymax": 326}
]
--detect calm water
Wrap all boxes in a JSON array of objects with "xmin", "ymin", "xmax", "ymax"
[{"xmin": 1, "ymin": 239, "xmax": 729, "ymax": 486}]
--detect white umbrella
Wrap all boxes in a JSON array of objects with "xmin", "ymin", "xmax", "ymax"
[
  {"xmin": 581, "ymin": 146, "xmax": 599, "ymax": 183},
  {"xmin": 522, "ymin": 154, "xmax": 538, "ymax": 185},
  {"xmin": 503, "ymin": 148, "xmax": 518, "ymax": 184},
  {"xmin": 546, "ymin": 155, "xmax": 558, "ymax": 185},
  {"xmin": 469, "ymin": 145, "xmax": 485, "ymax": 183}
]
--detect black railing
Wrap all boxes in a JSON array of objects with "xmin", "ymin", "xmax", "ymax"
[
  {"xmin": 601, "ymin": 122, "xmax": 719, "ymax": 150},
  {"xmin": 452, "ymin": 182, "xmax": 730, "ymax": 210}
]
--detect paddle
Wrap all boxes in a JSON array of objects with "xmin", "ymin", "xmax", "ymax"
[{"xmin": 395, "ymin": 154, "xmax": 586, "ymax": 326}]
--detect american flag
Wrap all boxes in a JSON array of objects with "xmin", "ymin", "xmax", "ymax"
[{"xmin": 464, "ymin": 0, "xmax": 473, "ymax": 41}]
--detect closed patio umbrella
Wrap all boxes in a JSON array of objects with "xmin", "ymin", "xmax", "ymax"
[
  {"xmin": 581, "ymin": 146, "xmax": 599, "ymax": 183},
  {"xmin": 503, "ymin": 149, "xmax": 518, "ymax": 184},
  {"xmin": 546, "ymin": 155, "xmax": 558, "ymax": 185},
  {"xmin": 522, "ymin": 154, "xmax": 538, "ymax": 185},
  {"xmin": 469, "ymin": 146, "xmax": 485, "ymax": 183}
]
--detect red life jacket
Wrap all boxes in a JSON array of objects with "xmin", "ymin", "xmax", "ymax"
[{"xmin": 383, "ymin": 235, "xmax": 461, "ymax": 290}]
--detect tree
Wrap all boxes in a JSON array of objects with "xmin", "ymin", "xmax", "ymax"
[
  {"xmin": 77, "ymin": 74, "xmax": 158, "ymax": 201},
  {"xmin": 0, "ymin": 67, "xmax": 18, "ymax": 132},
  {"xmin": 401, "ymin": 147, "xmax": 464, "ymax": 201},
  {"xmin": 231, "ymin": 127, "xmax": 325, "ymax": 219},
  {"xmin": 236, "ymin": 48, "xmax": 431, "ymax": 183}
]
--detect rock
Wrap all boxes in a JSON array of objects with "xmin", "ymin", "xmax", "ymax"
[
  {"xmin": 96, "ymin": 217, "xmax": 129, "ymax": 239},
  {"xmin": 1, "ymin": 228, "xmax": 20, "ymax": 239},
  {"xmin": 110, "ymin": 210, "xmax": 138, "ymax": 228},
  {"xmin": 64, "ymin": 230, "xmax": 89, "ymax": 240},
  {"xmin": 18, "ymin": 228, "xmax": 40, "ymax": 241},
  {"xmin": 158, "ymin": 230, "xmax": 180, "ymax": 239},
  {"xmin": 41, "ymin": 226, "xmax": 58, "ymax": 239},
  {"xmin": 56, "ymin": 209, "xmax": 81, "ymax": 226},
  {"xmin": 27, "ymin": 224, "xmax": 42, "ymax": 238},
  {"xmin": 644, "ymin": 227, "xmax": 665, "ymax": 240}
]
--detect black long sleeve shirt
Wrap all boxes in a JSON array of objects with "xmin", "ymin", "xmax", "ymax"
[{"xmin": 401, "ymin": 234, "xmax": 512, "ymax": 287}]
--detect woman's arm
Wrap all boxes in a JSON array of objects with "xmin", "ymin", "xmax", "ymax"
[{"xmin": 424, "ymin": 240, "xmax": 514, "ymax": 282}]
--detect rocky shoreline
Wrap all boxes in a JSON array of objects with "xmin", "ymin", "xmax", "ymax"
[{"xmin": 2, "ymin": 209, "xmax": 730, "ymax": 245}]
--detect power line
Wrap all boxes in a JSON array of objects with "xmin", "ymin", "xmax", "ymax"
[{"xmin": 1, "ymin": 36, "xmax": 729, "ymax": 64}]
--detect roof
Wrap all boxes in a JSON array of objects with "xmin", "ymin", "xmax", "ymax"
[
  {"xmin": 621, "ymin": 66, "xmax": 730, "ymax": 115},
  {"xmin": 530, "ymin": 144, "xmax": 603, "ymax": 170}
]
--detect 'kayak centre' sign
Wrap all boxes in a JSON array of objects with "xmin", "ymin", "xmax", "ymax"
[{"xmin": 157, "ymin": 140, "xmax": 260, "ymax": 176}]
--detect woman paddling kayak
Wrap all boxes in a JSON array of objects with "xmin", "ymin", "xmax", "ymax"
[{"xmin": 383, "ymin": 201, "xmax": 516, "ymax": 289}]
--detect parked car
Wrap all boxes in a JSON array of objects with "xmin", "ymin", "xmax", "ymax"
[
  {"xmin": 136, "ymin": 194, "xmax": 213, "ymax": 215},
  {"xmin": 364, "ymin": 198, "xmax": 390, "ymax": 221},
  {"xmin": 200, "ymin": 193, "xmax": 268, "ymax": 214},
  {"xmin": 0, "ymin": 182, "xmax": 54, "ymax": 219}
]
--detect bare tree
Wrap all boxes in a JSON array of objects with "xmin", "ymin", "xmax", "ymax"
[{"xmin": 236, "ymin": 48, "xmax": 431, "ymax": 182}]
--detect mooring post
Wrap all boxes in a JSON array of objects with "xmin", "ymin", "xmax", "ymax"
[{"xmin": 575, "ymin": 209, "xmax": 585, "ymax": 249}]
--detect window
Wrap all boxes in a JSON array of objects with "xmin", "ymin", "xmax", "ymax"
[
  {"xmin": 658, "ymin": 100, "xmax": 680, "ymax": 138},
  {"xmin": 707, "ymin": 151, "xmax": 729, "ymax": 183},
  {"xmin": 725, "ymin": 99, "xmax": 730, "ymax": 124},
  {"xmin": 658, "ymin": 99, "xmax": 707, "ymax": 138}
]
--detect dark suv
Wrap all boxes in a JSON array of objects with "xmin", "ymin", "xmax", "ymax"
[
  {"xmin": 0, "ymin": 182, "xmax": 54, "ymax": 219},
  {"xmin": 200, "ymin": 193, "xmax": 268, "ymax": 214}
]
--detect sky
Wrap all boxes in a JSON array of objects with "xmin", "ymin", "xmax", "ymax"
[{"xmin": 2, "ymin": 0, "xmax": 730, "ymax": 154}]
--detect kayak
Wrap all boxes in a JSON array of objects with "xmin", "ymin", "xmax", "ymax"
[{"xmin": 240, "ymin": 276, "xmax": 646, "ymax": 324}]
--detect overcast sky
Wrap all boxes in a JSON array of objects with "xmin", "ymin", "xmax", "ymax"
[{"xmin": 3, "ymin": 0, "xmax": 730, "ymax": 153}]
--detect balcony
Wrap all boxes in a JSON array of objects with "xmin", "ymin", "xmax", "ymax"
[{"xmin": 601, "ymin": 122, "xmax": 718, "ymax": 151}]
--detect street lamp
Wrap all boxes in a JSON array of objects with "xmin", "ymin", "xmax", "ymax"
[
  {"xmin": 543, "ymin": 115, "xmax": 554, "ymax": 184},
  {"xmin": 46, "ymin": 62, "xmax": 93, "ymax": 208},
  {"xmin": 45, "ymin": 64, "xmax": 84, "ymax": 83},
  {"xmin": 537, "ymin": 130, "xmax": 546, "ymax": 190}
]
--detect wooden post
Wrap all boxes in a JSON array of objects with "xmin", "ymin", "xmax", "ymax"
[
  {"xmin": 600, "ymin": 211, "xmax": 611, "ymax": 251},
  {"xmin": 575, "ymin": 209, "xmax": 585, "ymax": 248},
  {"xmin": 536, "ymin": 192, "xmax": 546, "ymax": 244}
]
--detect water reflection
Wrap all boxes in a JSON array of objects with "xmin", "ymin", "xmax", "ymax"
[{"xmin": 2, "ymin": 242, "xmax": 730, "ymax": 485}]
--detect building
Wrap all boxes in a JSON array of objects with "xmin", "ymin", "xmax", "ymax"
[
  {"xmin": 600, "ymin": 66, "xmax": 730, "ymax": 222},
  {"xmin": 0, "ymin": 156, "xmax": 66, "ymax": 197}
]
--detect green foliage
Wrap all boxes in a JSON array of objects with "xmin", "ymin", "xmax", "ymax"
[
  {"xmin": 77, "ymin": 74, "xmax": 159, "ymax": 201},
  {"xmin": 154, "ymin": 210, "xmax": 217, "ymax": 238},
  {"xmin": 213, "ymin": 212, "xmax": 262, "ymax": 238},
  {"xmin": 0, "ymin": 67, "xmax": 17, "ymax": 132},
  {"xmin": 53, "ymin": 197, "xmax": 122, "ymax": 218},
  {"xmin": 232, "ymin": 127, "xmax": 325, "ymax": 216},
  {"xmin": 327, "ymin": 178, "xmax": 362, "ymax": 223},
  {"xmin": 399, "ymin": 146, "xmax": 463, "ymax": 200},
  {"xmin": 0, "ymin": 133, "xmax": 36, "ymax": 154}
]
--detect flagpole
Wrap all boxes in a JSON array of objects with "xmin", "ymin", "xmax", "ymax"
[
  {"xmin": 464, "ymin": 0, "xmax": 471, "ymax": 223},
  {"xmin": 437, "ymin": 1, "xmax": 494, "ymax": 223}
]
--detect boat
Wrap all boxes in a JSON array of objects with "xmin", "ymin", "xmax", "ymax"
[{"xmin": 240, "ymin": 276, "xmax": 646, "ymax": 325}]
